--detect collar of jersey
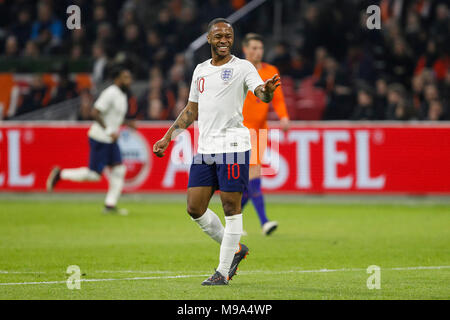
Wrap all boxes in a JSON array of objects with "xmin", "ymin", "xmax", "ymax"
[{"xmin": 209, "ymin": 55, "xmax": 235, "ymax": 67}]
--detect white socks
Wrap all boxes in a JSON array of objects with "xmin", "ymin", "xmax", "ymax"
[
  {"xmin": 193, "ymin": 210, "xmax": 243, "ymax": 278},
  {"xmin": 193, "ymin": 208, "xmax": 224, "ymax": 244},
  {"xmin": 105, "ymin": 165, "xmax": 126, "ymax": 207},
  {"xmin": 60, "ymin": 167, "xmax": 101, "ymax": 182},
  {"xmin": 217, "ymin": 214, "xmax": 243, "ymax": 278},
  {"xmin": 60, "ymin": 166, "xmax": 126, "ymax": 208}
]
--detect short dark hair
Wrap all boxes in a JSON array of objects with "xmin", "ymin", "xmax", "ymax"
[
  {"xmin": 388, "ymin": 83, "xmax": 406, "ymax": 97},
  {"xmin": 356, "ymin": 81, "xmax": 375, "ymax": 97},
  {"xmin": 110, "ymin": 65, "xmax": 129, "ymax": 80},
  {"xmin": 242, "ymin": 33, "xmax": 264, "ymax": 47},
  {"xmin": 207, "ymin": 18, "xmax": 232, "ymax": 33}
]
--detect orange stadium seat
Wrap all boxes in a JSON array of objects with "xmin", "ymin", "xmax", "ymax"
[
  {"xmin": 0, "ymin": 73, "xmax": 15, "ymax": 118},
  {"xmin": 75, "ymin": 73, "xmax": 93, "ymax": 91}
]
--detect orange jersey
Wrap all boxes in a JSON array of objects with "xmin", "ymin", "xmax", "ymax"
[
  {"xmin": 243, "ymin": 63, "xmax": 288, "ymax": 166},
  {"xmin": 242, "ymin": 63, "xmax": 288, "ymax": 129}
]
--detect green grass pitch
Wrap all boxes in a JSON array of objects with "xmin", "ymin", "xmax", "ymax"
[{"xmin": 0, "ymin": 196, "xmax": 449, "ymax": 300}]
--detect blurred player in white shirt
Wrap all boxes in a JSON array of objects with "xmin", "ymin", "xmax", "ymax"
[
  {"xmin": 153, "ymin": 18, "xmax": 280, "ymax": 285},
  {"xmin": 46, "ymin": 67, "xmax": 135, "ymax": 215}
]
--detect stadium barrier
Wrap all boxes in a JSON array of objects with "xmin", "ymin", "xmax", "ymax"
[{"xmin": 0, "ymin": 121, "xmax": 449, "ymax": 194}]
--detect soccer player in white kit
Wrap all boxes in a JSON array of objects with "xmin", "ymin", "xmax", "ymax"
[
  {"xmin": 46, "ymin": 67, "xmax": 134, "ymax": 215},
  {"xmin": 153, "ymin": 19, "xmax": 280, "ymax": 285}
]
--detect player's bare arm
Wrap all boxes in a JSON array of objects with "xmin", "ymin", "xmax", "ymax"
[
  {"xmin": 254, "ymin": 74, "xmax": 281, "ymax": 103},
  {"xmin": 153, "ymin": 101, "xmax": 198, "ymax": 158},
  {"xmin": 91, "ymin": 108, "xmax": 106, "ymax": 129}
]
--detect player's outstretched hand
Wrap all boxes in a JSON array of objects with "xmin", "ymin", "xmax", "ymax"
[
  {"xmin": 153, "ymin": 137, "xmax": 169, "ymax": 158},
  {"xmin": 262, "ymin": 74, "xmax": 281, "ymax": 94}
]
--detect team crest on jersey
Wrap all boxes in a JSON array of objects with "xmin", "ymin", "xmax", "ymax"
[{"xmin": 221, "ymin": 68, "xmax": 234, "ymax": 82}]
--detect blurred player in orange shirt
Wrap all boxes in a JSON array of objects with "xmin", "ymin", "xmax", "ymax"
[{"xmin": 241, "ymin": 33, "xmax": 290, "ymax": 236}]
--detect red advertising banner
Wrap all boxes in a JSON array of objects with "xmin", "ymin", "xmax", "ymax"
[{"xmin": 0, "ymin": 122, "xmax": 449, "ymax": 194}]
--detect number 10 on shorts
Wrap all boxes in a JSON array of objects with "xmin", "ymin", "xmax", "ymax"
[{"xmin": 227, "ymin": 164, "xmax": 240, "ymax": 180}]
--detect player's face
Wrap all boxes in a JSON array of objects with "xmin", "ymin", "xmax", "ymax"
[
  {"xmin": 208, "ymin": 23, "xmax": 234, "ymax": 58},
  {"xmin": 118, "ymin": 70, "xmax": 132, "ymax": 90},
  {"xmin": 243, "ymin": 39, "xmax": 264, "ymax": 64}
]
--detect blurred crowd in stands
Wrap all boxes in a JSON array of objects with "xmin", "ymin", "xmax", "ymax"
[
  {"xmin": 286, "ymin": 0, "xmax": 450, "ymax": 121},
  {"xmin": 0, "ymin": 0, "xmax": 448, "ymax": 121}
]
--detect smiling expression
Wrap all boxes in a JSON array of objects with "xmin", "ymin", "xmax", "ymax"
[{"xmin": 207, "ymin": 22, "xmax": 234, "ymax": 58}]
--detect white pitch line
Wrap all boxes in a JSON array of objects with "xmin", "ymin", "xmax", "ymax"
[
  {"xmin": 243, "ymin": 266, "xmax": 450, "ymax": 275},
  {"xmin": 0, "ymin": 266, "xmax": 449, "ymax": 287},
  {"xmin": 0, "ymin": 271, "xmax": 45, "ymax": 274},
  {"xmin": 0, "ymin": 270, "xmax": 206, "ymax": 275},
  {"xmin": 96, "ymin": 270, "xmax": 183, "ymax": 274},
  {"xmin": 389, "ymin": 266, "xmax": 450, "ymax": 271},
  {"xmin": 0, "ymin": 274, "xmax": 211, "ymax": 286}
]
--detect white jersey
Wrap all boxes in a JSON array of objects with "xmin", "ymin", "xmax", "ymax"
[
  {"xmin": 88, "ymin": 84, "xmax": 128, "ymax": 143},
  {"xmin": 188, "ymin": 55, "xmax": 264, "ymax": 154}
]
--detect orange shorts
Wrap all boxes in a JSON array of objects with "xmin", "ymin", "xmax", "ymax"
[{"xmin": 246, "ymin": 122, "xmax": 268, "ymax": 166}]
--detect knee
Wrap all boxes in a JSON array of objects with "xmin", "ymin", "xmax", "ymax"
[
  {"xmin": 86, "ymin": 169, "xmax": 101, "ymax": 182},
  {"xmin": 111, "ymin": 165, "xmax": 126, "ymax": 178},
  {"xmin": 247, "ymin": 178, "xmax": 262, "ymax": 197},
  {"xmin": 222, "ymin": 200, "xmax": 241, "ymax": 217},
  {"xmin": 186, "ymin": 203, "xmax": 205, "ymax": 220}
]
